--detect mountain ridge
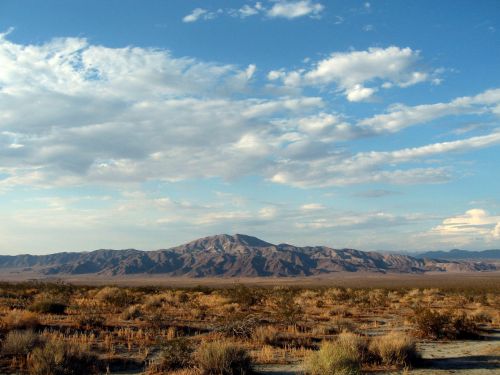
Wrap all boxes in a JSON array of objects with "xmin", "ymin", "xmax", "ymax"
[{"xmin": 0, "ymin": 234, "xmax": 497, "ymax": 277}]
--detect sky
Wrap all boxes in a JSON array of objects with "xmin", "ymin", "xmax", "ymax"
[{"xmin": 0, "ymin": 0, "xmax": 499, "ymax": 254}]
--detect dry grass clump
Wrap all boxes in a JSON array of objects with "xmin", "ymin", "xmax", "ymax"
[
  {"xmin": 252, "ymin": 325, "xmax": 279, "ymax": 345},
  {"xmin": 195, "ymin": 340, "xmax": 252, "ymax": 375},
  {"xmin": 369, "ymin": 332, "xmax": 417, "ymax": 366},
  {"xmin": 304, "ymin": 334, "xmax": 361, "ymax": 375},
  {"xmin": 1, "ymin": 310, "xmax": 40, "ymax": 330},
  {"xmin": 27, "ymin": 339, "xmax": 99, "ymax": 375},
  {"xmin": 1, "ymin": 330, "xmax": 42, "ymax": 357}
]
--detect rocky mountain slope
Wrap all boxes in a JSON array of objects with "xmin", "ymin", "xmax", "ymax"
[{"xmin": 0, "ymin": 234, "xmax": 496, "ymax": 277}]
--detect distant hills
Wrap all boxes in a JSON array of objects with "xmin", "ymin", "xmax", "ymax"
[
  {"xmin": 416, "ymin": 249, "xmax": 500, "ymax": 260},
  {"xmin": 0, "ymin": 234, "xmax": 497, "ymax": 277}
]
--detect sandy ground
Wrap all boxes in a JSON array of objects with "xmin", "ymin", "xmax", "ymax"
[
  {"xmin": 255, "ymin": 331, "xmax": 500, "ymax": 374},
  {"xmin": 2, "ymin": 271, "xmax": 500, "ymax": 289}
]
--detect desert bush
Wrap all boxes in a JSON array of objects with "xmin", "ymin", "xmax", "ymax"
[
  {"xmin": 217, "ymin": 314, "xmax": 258, "ymax": 338},
  {"xmin": 225, "ymin": 285, "xmax": 261, "ymax": 308},
  {"xmin": 369, "ymin": 332, "xmax": 417, "ymax": 366},
  {"xmin": 27, "ymin": 339, "xmax": 99, "ymax": 375},
  {"xmin": 1, "ymin": 310, "xmax": 40, "ymax": 330},
  {"xmin": 272, "ymin": 288, "xmax": 302, "ymax": 324},
  {"xmin": 150, "ymin": 338, "xmax": 194, "ymax": 372},
  {"xmin": 95, "ymin": 286, "xmax": 134, "ymax": 307},
  {"xmin": 413, "ymin": 308, "xmax": 479, "ymax": 339},
  {"xmin": 195, "ymin": 340, "xmax": 252, "ymax": 375},
  {"xmin": 145, "ymin": 311, "xmax": 170, "ymax": 329},
  {"xmin": 1, "ymin": 330, "xmax": 42, "ymax": 357},
  {"xmin": 450, "ymin": 312, "xmax": 480, "ymax": 339},
  {"xmin": 121, "ymin": 305, "xmax": 143, "ymax": 320},
  {"xmin": 304, "ymin": 336, "xmax": 361, "ymax": 375},
  {"xmin": 77, "ymin": 314, "xmax": 106, "ymax": 330},
  {"xmin": 30, "ymin": 300, "xmax": 67, "ymax": 315},
  {"xmin": 413, "ymin": 308, "xmax": 450, "ymax": 339}
]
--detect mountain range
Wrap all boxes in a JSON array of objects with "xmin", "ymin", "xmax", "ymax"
[
  {"xmin": 0, "ymin": 234, "xmax": 497, "ymax": 277},
  {"xmin": 416, "ymin": 249, "xmax": 500, "ymax": 260}
]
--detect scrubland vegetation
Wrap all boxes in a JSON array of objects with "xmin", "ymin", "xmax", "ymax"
[{"xmin": 0, "ymin": 281, "xmax": 498, "ymax": 374}]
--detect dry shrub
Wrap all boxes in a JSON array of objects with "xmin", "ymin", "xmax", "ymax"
[
  {"xmin": 94, "ymin": 286, "xmax": 131, "ymax": 307},
  {"xmin": 217, "ymin": 314, "xmax": 258, "ymax": 338},
  {"xmin": 252, "ymin": 325, "xmax": 279, "ymax": 345},
  {"xmin": 149, "ymin": 338, "xmax": 194, "ymax": 372},
  {"xmin": 121, "ymin": 305, "xmax": 143, "ymax": 320},
  {"xmin": 1, "ymin": 310, "xmax": 40, "ymax": 330},
  {"xmin": 369, "ymin": 332, "xmax": 417, "ymax": 366},
  {"xmin": 304, "ymin": 335, "xmax": 361, "ymax": 375},
  {"xmin": 27, "ymin": 339, "xmax": 99, "ymax": 375},
  {"xmin": 1, "ymin": 330, "xmax": 42, "ymax": 357},
  {"xmin": 30, "ymin": 300, "xmax": 66, "ymax": 314},
  {"xmin": 195, "ymin": 340, "xmax": 252, "ymax": 375},
  {"xmin": 329, "ymin": 317, "xmax": 356, "ymax": 333},
  {"xmin": 77, "ymin": 314, "xmax": 106, "ymax": 330},
  {"xmin": 413, "ymin": 308, "xmax": 479, "ymax": 339}
]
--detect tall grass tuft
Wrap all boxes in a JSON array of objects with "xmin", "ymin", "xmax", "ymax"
[
  {"xmin": 369, "ymin": 332, "xmax": 417, "ymax": 366},
  {"xmin": 195, "ymin": 340, "xmax": 252, "ymax": 375},
  {"xmin": 304, "ymin": 334, "xmax": 362, "ymax": 375}
]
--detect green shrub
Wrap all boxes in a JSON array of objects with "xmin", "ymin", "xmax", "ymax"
[{"xmin": 195, "ymin": 340, "xmax": 252, "ymax": 375}]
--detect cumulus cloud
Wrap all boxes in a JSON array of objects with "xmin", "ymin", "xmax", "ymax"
[
  {"xmin": 268, "ymin": 46, "xmax": 437, "ymax": 101},
  {"xmin": 430, "ymin": 209, "xmax": 500, "ymax": 245},
  {"xmin": 1, "ymin": 34, "xmax": 500, "ymax": 194}
]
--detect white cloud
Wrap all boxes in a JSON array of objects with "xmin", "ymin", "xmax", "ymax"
[
  {"xmin": 359, "ymin": 88, "xmax": 500, "ymax": 134},
  {"xmin": 300, "ymin": 203, "xmax": 325, "ymax": 211},
  {"xmin": 430, "ymin": 209, "xmax": 500, "ymax": 245},
  {"xmin": 270, "ymin": 131, "xmax": 500, "ymax": 187},
  {"xmin": 269, "ymin": 46, "xmax": 436, "ymax": 101},
  {"xmin": 182, "ymin": 8, "xmax": 217, "ymax": 23},
  {"xmin": 259, "ymin": 206, "xmax": 277, "ymax": 219},
  {"xmin": 266, "ymin": 0, "xmax": 324, "ymax": 19},
  {"xmin": 1, "ymin": 34, "xmax": 499, "ymax": 194},
  {"xmin": 493, "ymin": 223, "xmax": 500, "ymax": 238},
  {"xmin": 185, "ymin": 1, "xmax": 324, "ymax": 22}
]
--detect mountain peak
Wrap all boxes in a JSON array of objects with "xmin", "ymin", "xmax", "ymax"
[{"xmin": 170, "ymin": 233, "xmax": 274, "ymax": 254}]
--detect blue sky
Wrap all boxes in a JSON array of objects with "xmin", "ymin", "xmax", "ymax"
[{"xmin": 0, "ymin": 0, "xmax": 499, "ymax": 254}]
